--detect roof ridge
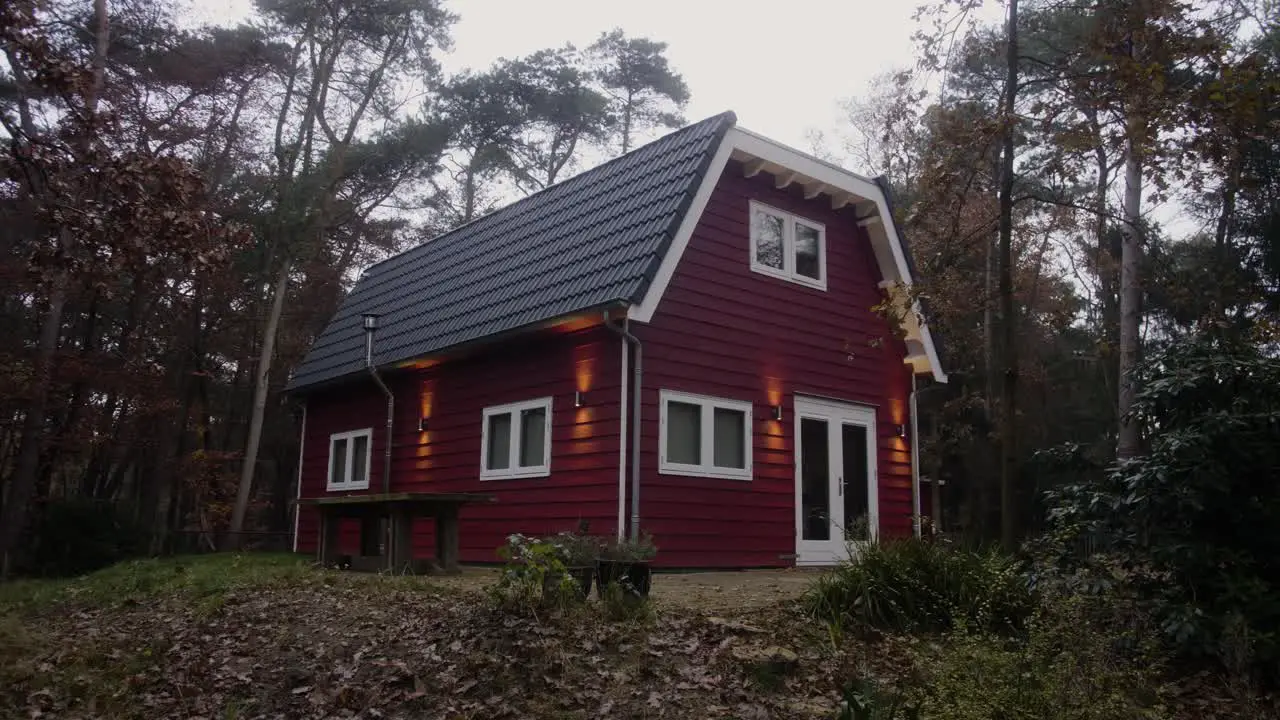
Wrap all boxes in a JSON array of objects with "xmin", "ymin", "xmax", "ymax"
[{"xmin": 359, "ymin": 110, "xmax": 738, "ymax": 277}]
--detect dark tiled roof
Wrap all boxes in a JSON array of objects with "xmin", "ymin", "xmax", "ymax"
[{"xmin": 288, "ymin": 112, "xmax": 736, "ymax": 391}]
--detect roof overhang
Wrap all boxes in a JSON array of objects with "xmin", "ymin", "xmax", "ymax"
[
  {"xmin": 628, "ymin": 125, "xmax": 947, "ymax": 383},
  {"xmin": 288, "ymin": 302, "xmax": 626, "ymax": 395}
]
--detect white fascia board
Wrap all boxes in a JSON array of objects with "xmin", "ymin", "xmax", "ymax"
[
  {"xmin": 629, "ymin": 125, "xmax": 947, "ymax": 383},
  {"xmin": 627, "ymin": 134, "xmax": 737, "ymax": 324}
]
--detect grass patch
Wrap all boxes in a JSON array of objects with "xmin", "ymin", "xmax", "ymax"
[{"xmin": 0, "ymin": 553, "xmax": 315, "ymax": 612}]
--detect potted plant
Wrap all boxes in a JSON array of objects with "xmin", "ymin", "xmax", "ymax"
[
  {"xmin": 549, "ymin": 529, "xmax": 600, "ymax": 599},
  {"xmin": 596, "ymin": 532, "xmax": 657, "ymax": 599}
]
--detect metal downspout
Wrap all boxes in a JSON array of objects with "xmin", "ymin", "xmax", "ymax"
[
  {"xmin": 910, "ymin": 373, "xmax": 921, "ymax": 538},
  {"xmin": 605, "ymin": 313, "xmax": 642, "ymax": 541}
]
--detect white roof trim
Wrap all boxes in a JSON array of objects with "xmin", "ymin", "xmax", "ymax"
[{"xmin": 629, "ymin": 125, "xmax": 947, "ymax": 383}]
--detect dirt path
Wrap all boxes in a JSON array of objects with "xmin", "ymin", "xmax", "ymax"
[{"xmin": 434, "ymin": 566, "xmax": 818, "ymax": 613}]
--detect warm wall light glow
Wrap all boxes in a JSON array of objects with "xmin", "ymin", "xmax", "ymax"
[
  {"xmin": 571, "ymin": 407, "xmax": 596, "ymax": 441},
  {"xmin": 554, "ymin": 314, "xmax": 604, "ymax": 334},
  {"xmin": 763, "ymin": 374, "xmax": 783, "ymax": 408},
  {"xmin": 887, "ymin": 397, "xmax": 906, "ymax": 426},
  {"xmin": 416, "ymin": 381, "xmax": 435, "ymax": 462},
  {"xmin": 398, "ymin": 356, "xmax": 443, "ymax": 371},
  {"xmin": 572, "ymin": 344, "xmax": 595, "ymax": 393}
]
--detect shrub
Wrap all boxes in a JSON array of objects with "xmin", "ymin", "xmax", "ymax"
[
  {"xmin": 490, "ymin": 533, "xmax": 582, "ymax": 614},
  {"xmin": 546, "ymin": 530, "xmax": 600, "ymax": 567},
  {"xmin": 803, "ymin": 538, "xmax": 1034, "ymax": 635},
  {"xmin": 1046, "ymin": 335, "xmax": 1280, "ymax": 682},
  {"xmin": 21, "ymin": 498, "xmax": 150, "ymax": 577},
  {"xmin": 910, "ymin": 590, "xmax": 1171, "ymax": 720},
  {"xmin": 599, "ymin": 532, "xmax": 657, "ymax": 562},
  {"xmin": 600, "ymin": 578, "xmax": 652, "ymax": 623}
]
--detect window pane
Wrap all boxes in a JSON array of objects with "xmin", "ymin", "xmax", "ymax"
[
  {"xmin": 795, "ymin": 223, "xmax": 821, "ymax": 280},
  {"xmin": 351, "ymin": 434, "xmax": 369, "ymax": 484},
  {"xmin": 487, "ymin": 413, "xmax": 512, "ymax": 470},
  {"xmin": 518, "ymin": 406, "xmax": 547, "ymax": 467},
  {"xmin": 712, "ymin": 407, "xmax": 747, "ymax": 469},
  {"xmin": 330, "ymin": 438, "xmax": 348, "ymax": 485},
  {"xmin": 666, "ymin": 401, "xmax": 701, "ymax": 465},
  {"xmin": 752, "ymin": 208, "xmax": 784, "ymax": 270}
]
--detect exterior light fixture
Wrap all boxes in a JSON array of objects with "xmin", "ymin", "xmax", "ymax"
[
  {"xmin": 362, "ymin": 313, "xmax": 379, "ymax": 331},
  {"xmin": 418, "ymin": 416, "xmax": 429, "ymax": 432},
  {"xmin": 772, "ymin": 405, "xmax": 783, "ymax": 421},
  {"xmin": 574, "ymin": 391, "xmax": 584, "ymax": 408},
  {"xmin": 897, "ymin": 424, "xmax": 908, "ymax": 439}
]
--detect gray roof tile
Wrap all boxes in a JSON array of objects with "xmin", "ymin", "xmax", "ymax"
[{"xmin": 288, "ymin": 112, "xmax": 736, "ymax": 391}]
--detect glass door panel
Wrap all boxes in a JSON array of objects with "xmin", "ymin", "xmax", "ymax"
[
  {"xmin": 799, "ymin": 417, "xmax": 831, "ymax": 541},
  {"xmin": 841, "ymin": 423, "xmax": 870, "ymax": 541}
]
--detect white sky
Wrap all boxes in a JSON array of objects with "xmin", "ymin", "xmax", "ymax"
[{"xmin": 186, "ymin": 0, "xmax": 948, "ymax": 164}]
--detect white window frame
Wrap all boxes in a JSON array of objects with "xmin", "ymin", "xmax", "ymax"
[
  {"xmin": 326, "ymin": 428, "xmax": 372, "ymax": 491},
  {"xmin": 658, "ymin": 390, "xmax": 753, "ymax": 481},
  {"xmin": 480, "ymin": 396, "xmax": 553, "ymax": 480},
  {"xmin": 748, "ymin": 200, "xmax": 827, "ymax": 290}
]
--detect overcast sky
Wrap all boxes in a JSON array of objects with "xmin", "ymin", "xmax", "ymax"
[
  {"xmin": 185, "ymin": 0, "xmax": 984, "ymax": 168},
  {"xmin": 186, "ymin": 0, "xmax": 1193, "ymax": 236}
]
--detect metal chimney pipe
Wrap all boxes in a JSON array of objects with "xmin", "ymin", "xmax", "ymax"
[{"xmin": 361, "ymin": 314, "xmax": 393, "ymax": 496}]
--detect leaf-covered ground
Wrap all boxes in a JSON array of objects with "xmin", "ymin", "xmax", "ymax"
[
  {"xmin": 1, "ymin": 555, "xmax": 1273, "ymax": 719},
  {"xmin": 0, "ymin": 555, "xmax": 901, "ymax": 719}
]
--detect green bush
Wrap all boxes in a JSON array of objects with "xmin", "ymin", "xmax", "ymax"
[
  {"xmin": 803, "ymin": 538, "xmax": 1034, "ymax": 635},
  {"xmin": 490, "ymin": 533, "xmax": 583, "ymax": 614},
  {"xmin": 910, "ymin": 591, "xmax": 1171, "ymax": 720},
  {"xmin": 21, "ymin": 498, "xmax": 149, "ymax": 577},
  {"xmin": 1046, "ymin": 335, "xmax": 1280, "ymax": 682}
]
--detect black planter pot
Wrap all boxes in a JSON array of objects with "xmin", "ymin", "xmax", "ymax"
[
  {"xmin": 567, "ymin": 565, "xmax": 594, "ymax": 600},
  {"xmin": 540, "ymin": 566, "xmax": 595, "ymax": 602},
  {"xmin": 595, "ymin": 560, "xmax": 652, "ymax": 599}
]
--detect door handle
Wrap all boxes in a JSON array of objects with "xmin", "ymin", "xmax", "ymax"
[{"xmin": 838, "ymin": 476, "xmax": 843, "ymax": 496}]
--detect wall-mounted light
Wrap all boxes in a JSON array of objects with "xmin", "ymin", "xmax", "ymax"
[
  {"xmin": 574, "ymin": 391, "xmax": 584, "ymax": 408},
  {"xmin": 772, "ymin": 405, "xmax": 783, "ymax": 421},
  {"xmin": 897, "ymin": 424, "xmax": 908, "ymax": 439},
  {"xmin": 418, "ymin": 416, "xmax": 430, "ymax": 432}
]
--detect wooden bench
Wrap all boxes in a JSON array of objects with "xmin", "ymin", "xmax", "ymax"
[{"xmin": 297, "ymin": 492, "xmax": 493, "ymax": 574}]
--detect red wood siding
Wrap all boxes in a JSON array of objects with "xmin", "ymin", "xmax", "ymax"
[
  {"xmin": 634, "ymin": 160, "xmax": 915, "ymax": 568},
  {"xmin": 297, "ymin": 325, "xmax": 623, "ymax": 562}
]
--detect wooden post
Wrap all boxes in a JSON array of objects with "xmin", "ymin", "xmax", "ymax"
[
  {"xmin": 319, "ymin": 509, "xmax": 339, "ymax": 567},
  {"xmin": 434, "ymin": 504, "xmax": 460, "ymax": 573},
  {"xmin": 391, "ymin": 506, "xmax": 413, "ymax": 573}
]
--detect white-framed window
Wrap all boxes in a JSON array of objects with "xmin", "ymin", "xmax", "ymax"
[
  {"xmin": 480, "ymin": 396, "xmax": 553, "ymax": 480},
  {"xmin": 749, "ymin": 200, "xmax": 827, "ymax": 289},
  {"xmin": 327, "ymin": 428, "xmax": 372, "ymax": 491},
  {"xmin": 659, "ymin": 390, "xmax": 753, "ymax": 480}
]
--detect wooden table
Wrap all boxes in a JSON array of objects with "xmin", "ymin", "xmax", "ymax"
[{"xmin": 297, "ymin": 492, "xmax": 493, "ymax": 574}]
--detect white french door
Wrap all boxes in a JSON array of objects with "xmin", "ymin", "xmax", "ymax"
[{"xmin": 793, "ymin": 396, "xmax": 878, "ymax": 565}]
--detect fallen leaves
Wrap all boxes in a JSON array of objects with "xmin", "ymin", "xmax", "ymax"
[{"xmin": 0, "ymin": 573, "xmax": 870, "ymax": 719}]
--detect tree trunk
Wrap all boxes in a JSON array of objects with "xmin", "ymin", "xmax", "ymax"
[
  {"xmin": 1091, "ymin": 117, "xmax": 1120, "ymax": 430},
  {"xmin": 1117, "ymin": 124, "xmax": 1144, "ymax": 460},
  {"xmin": 997, "ymin": 0, "xmax": 1019, "ymax": 551},
  {"xmin": 0, "ymin": 0, "xmax": 109, "ymax": 575},
  {"xmin": 228, "ymin": 261, "xmax": 291, "ymax": 545},
  {"xmin": 0, "ymin": 270, "xmax": 69, "ymax": 573},
  {"xmin": 621, "ymin": 89, "xmax": 634, "ymax": 154}
]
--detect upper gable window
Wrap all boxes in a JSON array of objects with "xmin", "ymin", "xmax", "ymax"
[{"xmin": 749, "ymin": 200, "xmax": 827, "ymax": 290}]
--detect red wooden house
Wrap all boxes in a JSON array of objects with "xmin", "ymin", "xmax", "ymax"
[{"xmin": 288, "ymin": 112, "xmax": 946, "ymax": 568}]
